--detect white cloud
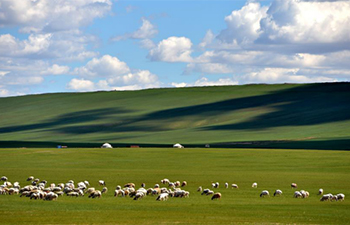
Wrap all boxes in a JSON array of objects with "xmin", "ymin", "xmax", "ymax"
[
  {"xmin": 111, "ymin": 18, "xmax": 158, "ymax": 41},
  {"xmin": 235, "ymin": 68, "xmax": 337, "ymax": 84},
  {"xmin": 217, "ymin": 2, "xmax": 268, "ymax": 45},
  {"xmin": 73, "ymin": 55, "xmax": 130, "ymax": 77},
  {"xmin": 67, "ymin": 78, "xmax": 95, "ymax": 91},
  {"xmin": 0, "ymin": 88, "xmax": 9, "ymax": 97},
  {"xmin": 184, "ymin": 63, "xmax": 233, "ymax": 74},
  {"xmin": 0, "ymin": 0, "xmax": 113, "ymax": 33},
  {"xmin": 148, "ymin": 36, "xmax": 193, "ymax": 62},
  {"xmin": 171, "ymin": 77, "xmax": 238, "ymax": 88},
  {"xmin": 70, "ymin": 55, "xmax": 160, "ymax": 91},
  {"xmin": 139, "ymin": 39, "xmax": 156, "ymax": 49},
  {"xmin": 41, "ymin": 64, "xmax": 69, "ymax": 75},
  {"xmin": 199, "ymin": 30, "xmax": 215, "ymax": 50}
]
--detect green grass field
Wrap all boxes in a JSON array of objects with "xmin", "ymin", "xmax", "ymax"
[
  {"xmin": 0, "ymin": 147, "xmax": 349, "ymax": 224},
  {"xmin": 1, "ymin": 83, "xmax": 350, "ymax": 149}
]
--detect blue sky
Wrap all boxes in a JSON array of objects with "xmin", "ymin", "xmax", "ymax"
[{"xmin": 0, "ymin": 0, "xmax": 350, "ymax": 96}]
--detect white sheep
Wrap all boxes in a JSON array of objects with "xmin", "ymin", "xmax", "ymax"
[
  {"xmin": 318, "ymin": 188, "xmax": 323, "ymax": 195},
  {"xmin": 231, "ymin": 184, "xmax": 239, "ymax": 189},
  {"xmin": 336, "ymin": 193, "xmax": 345, "ymax": 201},
  {"xmin": 161, "ymin": 179, "xmax": 170, "ymax": 184},
  {"xmin": 98, "ymin": 180, "xmax": 106, "ymax": 186},
  {"xmin": 101, "ymin": 187, "xmax": 108, "ymax": 194},
  {"xmin": 211, "ymin": 192, "xmax": 221, "ymax": 200},
  {"xmin": 225, "ymin": 183, "xmax": 228, "ymax": 189},
  {"xmin": 197, "ymin": 186, "xmax": 202, "ymax": 192},
  {"xmin": 156, "ymin": 193, "xmax": 169, "ymax": 201},
  {"xmin": 252, "ymin": 182, "xmax": 257, "ymax": 188},
  {"xmin": 88, "ymin": 190, "xmax": 102, "ymax": 198},
  {"xmin": 294, "ymin": 191, "xmax": 302, "ymax": 198},
  {"xmin": 300, "ymin": 190, "xmax": 309, "ymax": 198},
  {"xmin": 274, "ymin": 189, "xmax": 283, "ymax": 196},
  {"xmin": 260, "ymin": 190, "xmax": 269, "ymax": 197},
  {"xmin": 291, "ymin": 183, "xmax": 298, "ymax": 189},
  {"xmin": 1, "ymin": 176, "xmax": 8, "ymax": 181},
  {"xmin": 320, "ymin": 193, "xmax": 333, "ymax": 201},
  {"xmin": 27, "ymin": 176, "xmax": 34, "ymax": 181}
]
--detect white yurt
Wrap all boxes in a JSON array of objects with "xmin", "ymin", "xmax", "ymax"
[
  {"xmin": 101, "ymin": 143, "xmax": 113, "ymax": 148},
  {"xmin": 173, "ymin": 143, "xmax": 184, "ymax": 148}
]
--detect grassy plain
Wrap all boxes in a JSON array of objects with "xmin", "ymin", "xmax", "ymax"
[
  {"xmin": 1, "ymin": 83, "xmax": 350, "ymax": 149},
  {"xmin": 0, "ymin": 147, "xmax": 349, "ymax": 224}
]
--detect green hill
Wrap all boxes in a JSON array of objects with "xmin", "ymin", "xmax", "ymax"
[{"xmin": 1, "ymin": 82, "xmax": 350, "ymax": 149}]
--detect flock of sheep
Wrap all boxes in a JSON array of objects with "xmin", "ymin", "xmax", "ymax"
[{"xmin": 0, "ymin": 176, "xmax": 345, "ymax": 203}]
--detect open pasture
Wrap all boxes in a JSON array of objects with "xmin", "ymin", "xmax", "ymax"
[{"xmin": 0, "ymin": 147, "xmax": 349, "ymax": 224}]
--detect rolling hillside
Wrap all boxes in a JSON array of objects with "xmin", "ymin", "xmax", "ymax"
[{"xmin": 1, "ymin": 82, "xmax": 350, "ymax": 149}]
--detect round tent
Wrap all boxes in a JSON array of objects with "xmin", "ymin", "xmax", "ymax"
[{"xmin": 101, "ymin": 143, "xmax": 113, "ymax": 148}]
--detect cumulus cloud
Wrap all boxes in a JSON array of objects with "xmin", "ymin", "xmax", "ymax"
[
  {"xmin": 69, "ymin": 55, "xmax": 160, "ymax": 91},
  {"xmin": 73, "ymin": 55, "xmax": 130, "ymax": 77},
  {"xmin": 41, "ymin": 64, "xmax": 70, "ymax": 75},
  {"xmin": 148, "ymin": 36, "xmax": 193, "ymax": 62},
  {"xmin": 0, "ymin": 0, "xmax": 112, "ymax": 33},
  {"xmin": 171, "ymin": 77, "xmax": 238, "ymax": 88},
  {"xmin": 111, "ymin": 18, "xmax": 158, "ymax": 41}
]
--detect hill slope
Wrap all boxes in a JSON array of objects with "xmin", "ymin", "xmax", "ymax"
[{"xmin": 1, "ymin": 83, "xmax": 350, "ymax": 149}]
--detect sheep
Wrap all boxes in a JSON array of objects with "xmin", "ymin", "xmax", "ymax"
[
  {"xmin": 260, "ymin": 190, "xmax": 270, "ymax": 197},
  {"xmin": 88, "ymin": 190, "xmax": 102, "ymax": 198},
  {"xmin": 101, "ymin": 187, "xmax": 108, "ymax": 194},
  {"xmin": 211, "ymin": 193, "xmax": 222, "ymax": 200},
  {"xmin": 4, "ymin": 181, "xmax": 12, "ymax": 188},
  {"xmin": 336, "ymin": 193, "xmax": 345, "ymax": 201},
  {"xmin": 13, "ymin": 182, "xmax": 20, "ymax": 189},
  {"xmin": 156, "ymin": 193, "xmax": 169, "ymax": 201},
  {"xmin": 26, "ymin": 176, "xmax": 34, "ymax": 181},
  {"xmin": 300, "ymin": 190, "xmax": 309, "ymax": 198},
  {"xmin": 211, "ymin": 182, "xmax": 218, "ymax": 189},
  {"xmin": 174, "ymin": 181, "xmax": 181, "ymax": 187},
  {"xmin": 201, "ymin": 189, "xmax": 211, "ymax": 195},
  {"xmin": 67, "ymin": 192, "xmax": 79, "ymax": 197},
  {"xmin": 99, "ymin": 180, "xmax": 106, "ymax": 186},
  {"xmin": 174, "ymin": 190, "xmax": 186, "ymax": 198},
  {"xmin": 85, "ymin": 187, "xmax": 96, "ymax": 194},
  {"xmin": 252, "ymin": 182, "xmax": 257, "ymax": 188},
  {"xmin": 52, "ymin": 187, "xmax": 62, "ymax": 192},
  {"xmin": 207, "ymin": 190, "xmax": 214, "ymax": 196},
  {"xmin": 34, "ymin": 178, "xmax": 40, "ymax": 183},
  {"xmin": 45, "ymin": 192, "xmax": 58, "ymax": 201},
  {"xmin": 133, "ymin": 192, "xmax": 145, "ymax": 200},
  {"xmin": 168, "ymin": 182, "xmax": 175, "ymax": 188},
  {"xmin": 124, "ymin": 183, "xmax": 135, "ymax": 188},
  {"xmin": 294, "ymin": 191, "xmax": 303, "ymax": 198},
  {"xmin": 161, "ymin": 179, "xmax": 170, "ymax": 184},
  {"xmin": 273, "ymin": 189, "xmax": 283, "ymax": 197},
  {"xmin": 318, "ymin": 188, "xmax": 323, "ymax": 195},
  {"xmin": 320, "ymin": 194, "xmax": 332, "ymax": 201},
  {"xmin": 291, "ymin": 183, "xmax": 298, "ymax": 189},
  {"xmin": 1, "ymin": 176, "xmax": 8, "ymax": 181},
  {"xmin": 225, "ymin": 183, "xmax": 228, "ymax": 189},
  {"xmin": 181, "ymin": 181, "xmax": 187, "ymax": 187},
  {"xmin": 231, "ymin": 184, "xmax": 239, "ymax": 189},
  {"xmin": 114, "ymin": 189, "xmax": 125, "ymax": 197},
  {"xmin": 20, "ymin": 191, "xmax": 30, "ymax": 197},
  {"xmin": 77, "ymin": 182, "xmax": 87, "ymax": 190},
  {"xmin": 154, "ymin": 184, "xmax": 160, "ymax": 188},
  {"xmin": 84, "ymin": 181, "xmax": 90, "ymax": 186},
  {"xmin": 8, "ymin": 188, "xmax": 19, "ymax": 195},
  {"xmin": 197, "ymin": 186, "xmax": 202, "ymax": 192},
  {"xmin": 141, "ymin": 183, "xmax": 146, "ymax": 188}
]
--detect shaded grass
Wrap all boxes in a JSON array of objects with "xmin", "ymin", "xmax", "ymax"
[{"xmin": 0, "ymin": 148, "xmax": 349, "ymax": 224}]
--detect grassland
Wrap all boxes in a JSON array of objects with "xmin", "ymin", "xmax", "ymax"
[
  {"xmin": 0, "ymin": 147, "xmax": 349, "ymax": 224},
  {"xmin": 0, "ymin": 83, "xmax": 350, "ymax": 149}
]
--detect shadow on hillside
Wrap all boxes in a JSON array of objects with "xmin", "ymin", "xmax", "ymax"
[
  {"xmin": 0, "ymin": 83, "xmax": 349, "ymax": 135},
  {"xmin": 0, "ymin": 108, "xmax": 132, "ymax": 133}
]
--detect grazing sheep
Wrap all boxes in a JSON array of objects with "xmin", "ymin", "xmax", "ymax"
[
  {"xmin": 174, "ymin": 181, "xmax": 181, "ymax": 187},
  {"xmin": 133, "ymin": 192, "xmax": 145, "ymax": 200},
  {"xmin": 89, "ymin": 190, "xmax": 102, "ymax": 198},
  {"xmin": 260, "ymin": 190, "xmax": 270, "ymax": 197},
  {"xmin": 13, "ymin": 182, "xmax": 20, "ymax": 189},
  {"xmin": 99, "ymin": 180, "xmax": 106, "ymax": 186},
  {"xmin": 154, "ymin": 184, "xmax": 160, "ymax": 188},
  {"xmin": 336, "ymin": 193, "xmax": 345, "ymax": 201},
  {"xmin": 161, "ymin": 179, "xmax": 170, "ymax": 184},
  {"xmin": 294, "ymin": 191, "xmax": 303, "ymax": 198},
  {"xmin": 114, "ymin": 189, "xmax": 125, "ymax": 197},
  {"xmin": 197, "ymin": 186, "xmax": 202, "ymax": 192},
  {"xmin": 34, "ymin": 178, "xmax": 40, "ymax": 183},
  {"xmin": 124, "ymin": 183, "xmax": 135, "ymax": 188},
  {"xmin": 67, "ymin": 192, "xmax": 79, "ymax": 197},
  {"xmin": 252, "ymin": 182, "xmax": 257, "ymax": 188},
  {"xmin": 102, "ymin": 187, "xmax": 108, "ymax": 194},
  {"xmin": 318, "ymin": 188, "xmax": 323, "ymax": 195},
  {"xmin": 1, "ymin": 176, "xmax": 8, "ymax": 181},
  {"xmin": 45, "ymin": 192, "xmax": 58, "ymax": 201},
  {"xmin": 141, "ymin": 183, "xmax": 146, "ymax": 188},
  {"xmin": 27, "ymin": 176, "xmax": 34, "ymax": 181},
  {"xmin": 156, "ymin": 193, "xmax": 169, "ymax": 201},
  {"xmin": 201, "ymin": 189, "xmax": 211, "ymax": 195},
  {"xmin": 212, "ymin": 182, "xmax": 219, "ymax": 189},
  {"xmin": 85, "ymin": 187, "xmax": 96, "ymax": 194},
  {"xmin": 291, "ymin": 183, "xmax": 298, "ymax": 189},
  {"xmin": 181, "ymin": 181, "xmax": 187, "ymax": 187},
  {"xmin": 300, "ymin": 190, "xmax": 309, "ymax": 198},
  {"xmin": 231, "ymin": 184, "xmax": 239, "ymax": 189},
  {"xmin": 225, "ymin": 183, "xmax": 228, "ymax": 189},
  {"xmin": 211, "ymin": 193, "xmax": 222, "ymax": 200},
  {"xmin": 84, "ymin": 181, "xmax": 90, "ymax": 186},
  {"xmin": 320, "ymin": 194, "xmax": 332, "ymax": 201},
  {"xmin": 273, "ymin": 189, "xmax": 283, "ymax": 197},
  {"xmin": 168, "ymin": 182, "xmax": 175, "ymax": 188}
]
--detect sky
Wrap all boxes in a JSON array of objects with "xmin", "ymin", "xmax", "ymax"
[{"xmin": 0, "ymin": 0, "xmax": 350, "ymax": 97}]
